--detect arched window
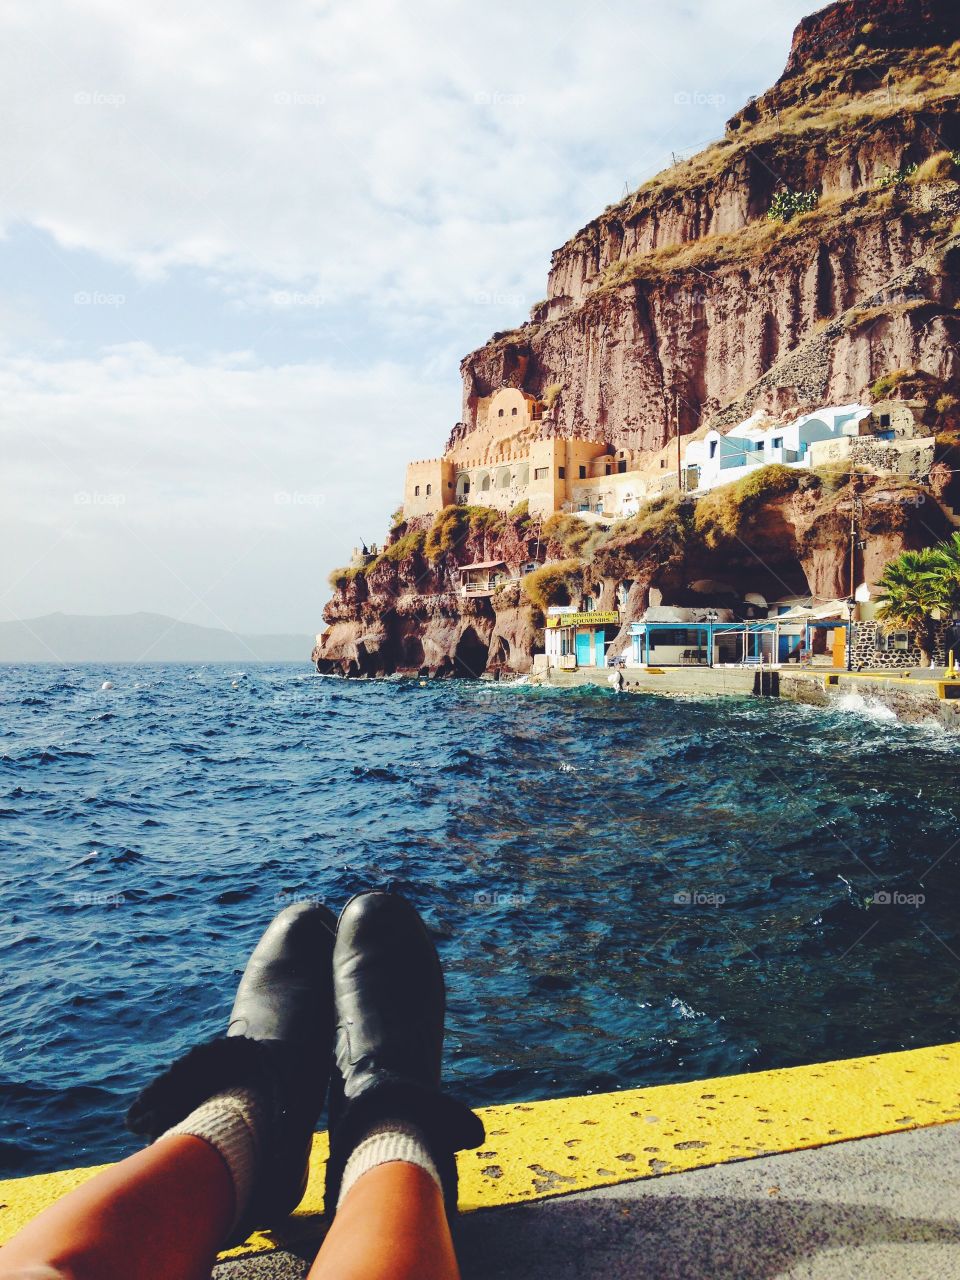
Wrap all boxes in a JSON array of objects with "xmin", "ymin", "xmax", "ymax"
[
  {"xmin": 497, "ymin": 467, "xmax": 511, "ymax": 489},
  {"xmin": 425, "ymin": 483, "xmax": 432, "ymax": 496},
  {"xmin": 480, "ymin": 472, "xmax": 491, "ymax": 492},
  {"xmin": 414, "ymin": 485, "xmax": 420, "ymax": 496},
  {"xmin": 498, "ymin": 409, "xmax": 505, "ymax": 417},
  {"xmin": 511, "ymin": 407, "xmax": 518, "ymax": 416}
]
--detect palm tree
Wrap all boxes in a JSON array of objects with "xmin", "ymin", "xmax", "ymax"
[
  {"xmin": 875, "ymin": 547, "xmax": 945, "ymax": 667},
  {"xmin": 928, "ymin": 531, "xmax": 960, "ymax": 608}
]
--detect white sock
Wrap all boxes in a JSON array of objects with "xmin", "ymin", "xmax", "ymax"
[
  {"xmin": 162, "ymin": 1085, "xmax": 264, "ymax": 1232},
  {"xmin": 337, "ymin": 1121, "xmax": 442, "ymax": 1209}
]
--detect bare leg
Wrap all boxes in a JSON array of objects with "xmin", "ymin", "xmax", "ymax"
[
  {"xmin": 308, "ymin": 1161, "xmax": 460, "ymax": 1280},
  {"xmin": 0, "ymin": 1135, "xmax": 233, "ymax": 1280}
]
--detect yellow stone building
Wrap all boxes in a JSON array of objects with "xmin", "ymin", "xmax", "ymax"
[{"xmin": 403, "ymin": 387, "xmax": 677, "ymax": 520}]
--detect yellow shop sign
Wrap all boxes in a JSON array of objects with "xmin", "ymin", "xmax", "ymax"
[{"xmin": 546, "ymin": 611, "xmax": 620, "ymax": 628}]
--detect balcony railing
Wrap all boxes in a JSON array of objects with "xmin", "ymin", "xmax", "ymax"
[{"xmin": 460, "ymin": 577, "xmax": 516, "ymax": 596}]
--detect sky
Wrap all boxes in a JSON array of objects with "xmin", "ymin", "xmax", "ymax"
[{"xmin": 1, "ymin": 0, "xmax": 816, "ymax": 637}]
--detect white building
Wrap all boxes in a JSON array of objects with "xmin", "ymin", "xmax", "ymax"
[{"xmin": 684, "ymin": 405, "xmax": 873, "ymax": 494}]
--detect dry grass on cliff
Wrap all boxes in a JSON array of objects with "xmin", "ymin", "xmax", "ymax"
[
  {"xmin": 521, "ymin": 559, "xmax": 583, "ymax": 611},
  {"xmin": 693, "ymin": 464, "xmax": 804, "ymax": 549},
  {"xmin": 590, "ymin": 39, "xmax": 960, "ymax": 266}
]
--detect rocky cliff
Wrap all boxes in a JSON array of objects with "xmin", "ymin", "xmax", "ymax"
[
  {"xmin": 315, "ymin": 0, "xmax": 960, "ymax": 677},
  {"xmin": 460, "ymin": 0, "xmax": 960, "ymax": 449}
]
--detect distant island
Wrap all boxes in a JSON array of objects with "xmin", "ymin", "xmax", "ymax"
[{"xmin": 0, "ymin": 613, "xmax": 312, "ymax": 664}]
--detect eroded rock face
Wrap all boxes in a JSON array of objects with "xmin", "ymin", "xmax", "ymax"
[
  {"xmin": 458, "ymin": 0, "xmax": 960, "ymax": 454},
  {"xmin": 784, "ymin": 0, "xmax": 960, "ymax": 78}
]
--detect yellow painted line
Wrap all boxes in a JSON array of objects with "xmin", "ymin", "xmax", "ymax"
[{"xmin": 1, "ymin": 1041, "xmax": 959, "ymax": 1260}]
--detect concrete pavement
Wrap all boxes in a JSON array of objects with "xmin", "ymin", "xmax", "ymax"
[{"xmin": 215, "ymin": 1121, "xmax": 960, "ymax": 1279}]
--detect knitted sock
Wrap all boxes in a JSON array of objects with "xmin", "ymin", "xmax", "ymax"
[
  {"xmin": 337, "ymin": 1120, "xmax": 442, "ymax": 1209},
  {"xmin": 162, "ymin": 1085, "xmax": 264, "ymax": 1232}
]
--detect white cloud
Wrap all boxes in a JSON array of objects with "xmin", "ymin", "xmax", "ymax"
[
  {"xmin": 0, "ymin": 1, "xmax": 814, "ymax": 632},
  {"xmin": 0, "ymin": 343, "xmax": 450, "ymax": 631},
  {"xmin": 0, "ymin": 0, "xmax": 811, "ymax": 313}
]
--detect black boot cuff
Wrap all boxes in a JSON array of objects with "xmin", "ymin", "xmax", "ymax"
[{"xmin": 324, "ymin": 1077, "xmax": 485, "ymax": 1217}]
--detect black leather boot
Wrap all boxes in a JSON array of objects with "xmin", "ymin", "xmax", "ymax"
[
  {"xmin": 126, "ymin": 900, "xmax": 336, "ymax": 1242},
  {"xmin": 324, "ymin": 891, "xmax": 485, "ymax": 1217}
]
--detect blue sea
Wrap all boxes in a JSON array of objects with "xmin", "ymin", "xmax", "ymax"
[{"xmin": 2, "ymin": 663, "xmax": 960, "ymax": 1178}]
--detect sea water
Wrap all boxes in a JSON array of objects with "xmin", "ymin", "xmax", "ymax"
[{"xmin": 2, "ymin": 663, "xmax": 959, "ymax": 1175}]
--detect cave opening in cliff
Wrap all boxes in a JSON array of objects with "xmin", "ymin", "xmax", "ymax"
[{"xmin": 454, "ymin": 627, "xmax": 489, "ymax": 679}]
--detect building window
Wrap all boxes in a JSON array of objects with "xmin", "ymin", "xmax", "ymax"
[
  {"xmin": 879, "ymin": 413, "xmax": 891, "ymax": 428},
  {"xmin": 709, "ymin": 441, "xmax": 718, "ymax": 459},
  {"xmin": 414, "ymin": 485, "xmax": 420, "ymax": 496},
  {"xmin": 605, "ymin": 465, "xmax": 612, "ymax": 476},
  {"xmin": 463, "ymin": 481, "xmax": 470, "ymax": 494},
  {"xmin": 882, "ymin": 630, "xmax": 911, "ymax": 651},
  {"xmin": 617, "ymin": 460, "xmax": 627, "ymax": 474},
  {"xmin": 582, "ymin": 596, "xmax": 594, "ymax": 612},
  {"xmin": 511, "ymin": 407, "xmax": 518, "ymax": 415},
  {"xmin": 425, "ymin": 484, "xmax": 432, "ymax": 496},
  {"xmin": 534, "ymin": 466, "xmax": 548, "ymax": 480},
  {"xmin": 558, "ymin": 467, "xmax": 566, "ymax": 479},
  {"xmin": 579, "ymin": 465, "xmax": 587, "ymax": 479},
  {"xmin": 772, "ymin": 436, "xmax": 783, "ymax": 448},
  {"xmin": 498, "ymin": 408, "xmax": 504, "ymax": 417},
  {"xmin": 754, "ymin": 441, "xmax": 764, "ymax": 452}
]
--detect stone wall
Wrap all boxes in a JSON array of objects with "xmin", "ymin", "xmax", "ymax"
[
  {"xmin": 849, "ymin": 436, "xmax": 935, "ymax": 482},
  {"xmin": 849, "ymin": 619, "xmax": 950, "ymax": 669}
]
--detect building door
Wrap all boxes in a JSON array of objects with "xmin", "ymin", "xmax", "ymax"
[
  {"xmin": 575, "ymin": 631, "xmax": 592, "ymax": 667},
  {"xmin": 832, "ymin": 625, "xmax": 847, "ymax": 668},
  {"xmin": 595, "ymin": 631, "xmax": 606, "ymax": 667}
]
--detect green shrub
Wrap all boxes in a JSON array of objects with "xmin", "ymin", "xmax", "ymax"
[
  {"xmin": 694, "ymin": 464, "xmax": 801, "ymax": 547},
  {"xmin": 509, "ymin": 499, "xmax": 530, "ymax": 521},
  {"xmin": 543, "ymin": 383, "xmax": 563, "ymax": 409},
  {"xmin": 521, "ymin": 559, "xmax": 583, "ymax": 611},
  {"xmin": 381, "ymin": 528, "xmax": 426, "ymax": 563},
  {"xmin": 936, "ymin": 393, "xmax": 959, "ymax": 415},
  {"xmin": 876, "ymin": 162, "xmax": 919, "ymax": 189},
  {"xmin": 468, "ymin": 506, "xmax": 505, "ymax": 535},
  {"xmin": 767, "ymin": 188, "xmax": 820, "ymax": 223},
  {"xmin": 542, "ymin": 512, "xmax": 595, "ymax": 555},
  {"xmin": 424, "ymin": 506, "xmax": 468, "ymax": 561},
  {"xmin": 327, "ymin": 564, "xmax": 365, "ymax": 590},
  {"xmin": 870, "ymin": 369, "xmax": 913, "ymax": 400}
]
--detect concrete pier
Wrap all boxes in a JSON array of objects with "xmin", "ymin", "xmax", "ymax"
[
  {"xmin": 4, "ymin": 1041, "xmax": 959, "ymax": 1278},
  {"xmin": 531, "ymin": 664, "xmax": 960, "ymax": 728}
]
